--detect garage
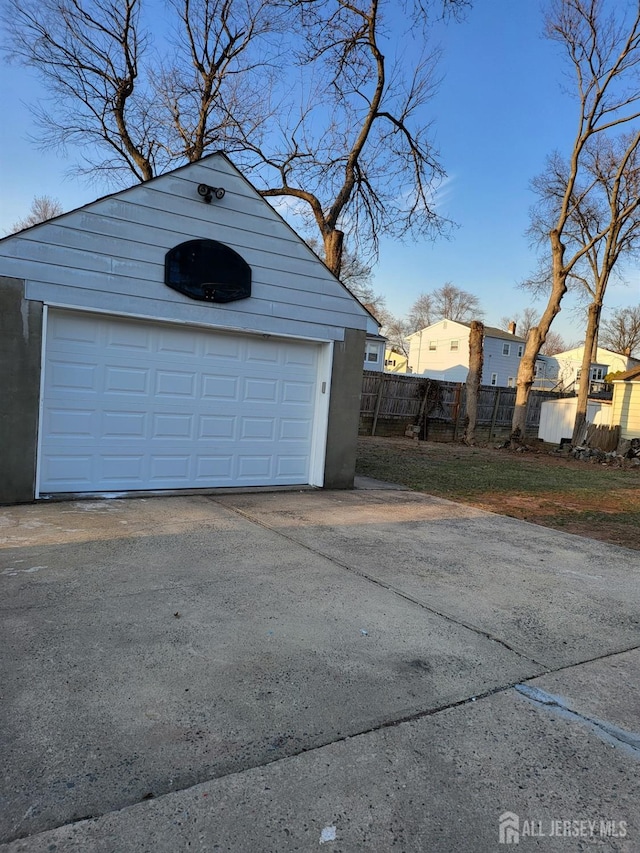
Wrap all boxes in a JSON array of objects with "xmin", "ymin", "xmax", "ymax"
[
  {"xmin": 0, "ymin": 152, "xmax": 377, "ymax": 503},
  {"xmin": 40, "ymin": 310, "xmax": 323, "ymax": 493}
]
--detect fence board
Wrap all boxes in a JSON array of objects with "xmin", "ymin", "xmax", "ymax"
[{"xmin": 361, "ymin": 370, "xmax": 562, "ymax": 435}]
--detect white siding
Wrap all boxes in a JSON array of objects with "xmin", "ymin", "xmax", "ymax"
[
  {"xmin": 407, "ymin": 320, "xmax": 470, "ymax": 375},
  {"xmin": 407, "ymin": 321, "xmax": 528, "ymax": 387},
  {"xmin": 0, "ymin": 155, "xmax": 370, "ymax": 342},
  {"xmin": 538, "ymin": 398, "xmax": 612, "ymax": 444}
]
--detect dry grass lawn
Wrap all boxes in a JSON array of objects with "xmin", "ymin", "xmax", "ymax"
[{"xmin": 356, "ymin": 436, "xmax": 640, "ymax": 550}]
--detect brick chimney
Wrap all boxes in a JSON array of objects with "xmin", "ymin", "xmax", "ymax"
[{"xmin": 508, "ymin": 321, "xmax": 517, "ymax": 335}]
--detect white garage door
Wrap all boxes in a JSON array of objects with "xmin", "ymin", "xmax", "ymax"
[{"xmin": 40, "ymin": 310, "xmax": 322, "ymax": 493}]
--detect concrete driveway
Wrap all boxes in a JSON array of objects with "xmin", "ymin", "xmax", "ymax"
[{"xmin": 1, "ymin": 483, "xmax": 639, "ymax": 852}]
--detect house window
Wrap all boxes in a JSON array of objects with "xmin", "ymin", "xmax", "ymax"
[
  {"xmin": 429, "ymin": 340, "xmax": 437, "ymax": 351},
  {"xmin": 490, "ymin": 373, "xmax": 498, "ymax": 386},
  {"xmin": 576, "ymin": 368, "xmax": 582, "ymax": 379},
  {"xmin": 591, "ymin": 367, "xmax": 605, "ymax": 380},
  {"xmin": 502, "ymin": 342, "xmax": 511, "ymax": 356},
  {"xmin": 450, "ymin": 340, "xmax": 459, "ymax": 352},
  {"xmin": 517, "ymin": 344, "xmax": 524, "ymax": 357},
  {"xmin": 507, "ymin": 377, "xmax": 515, "ymax": 388},
  {"xmin": 365, "ymin": 342, "xmax": 380, "ymax": 363}
]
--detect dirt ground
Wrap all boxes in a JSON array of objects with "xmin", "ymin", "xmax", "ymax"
[{"xmin": 356, "ymin": 436, "xmax": 640, "ymax": 550}]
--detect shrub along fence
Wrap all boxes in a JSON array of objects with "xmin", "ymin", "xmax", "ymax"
[{"xmin": 360, "ymin": 371, "xmax": 561, "ymax": 443}]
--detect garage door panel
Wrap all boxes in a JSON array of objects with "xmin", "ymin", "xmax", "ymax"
[
  {"xmin": 195, "ymin": 456, "xmax": 234, "ymax": 480},
  {"xmin": 105, "ymin": 366, "xmax": 149, "ymax": 394},
  {"xmin": 276, "ymin": 456, "xmax": 308, "ymax": 478},
  {"xmin": 198, "ymin": 415, "xmax": 236, "ymax": 440},
  {"xmin": 243, "ymin": 378, "xmax": 278, "ymax": 402},
  {"xmin": 279, "ymin": 418, "xmax": 312, "ymax": 440},
  {"xmin": 48, "ymin": 360, "xmax": 98, "ymax": 393},
  {"xmin": 41, "ymin": 455, "xmax": 94, "ymax": 486},
  {"xmin": 40, "ymin": 311, "xmax": 320, "ymax": 493},
  {"xmin": 45, "ymin": 408, "xmax": 95, "ymax": 437},
  {"xmin": 201, "ymin": 374, "xmax": 239, "ymax": 400},
  {"xmin": 106, "ymin": 323, "xmax": 153, "ymax": 352},
  {"xmin": 100, "ymin": 455, "xmax": 145, "ymax": 483},
  {"xmin": 282, "ymin": 380, "xmax": 314, "ymax": 404}
]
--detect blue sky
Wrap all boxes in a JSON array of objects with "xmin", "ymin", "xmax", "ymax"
[{"xmin": 1, "ymin": 0, "xmax": 638, "ymax": 343}]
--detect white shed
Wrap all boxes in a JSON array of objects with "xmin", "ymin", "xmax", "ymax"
[{"xmin": 538, "ymin": 397, "xmax": 612, "ymax": 444}]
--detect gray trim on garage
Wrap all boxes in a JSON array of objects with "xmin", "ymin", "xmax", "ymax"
[
  {"xmin": 323, "ymin": 328, "xmax": 366, "ymax": 489},
  {"xmin": 0, "ymin": 277, "xmax": 43, "ymax": 504}
]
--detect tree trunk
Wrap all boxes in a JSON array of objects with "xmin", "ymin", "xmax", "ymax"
[
  {"xmin": 463, "ymin": 320, "xmax": 484, "ymax": 445},
  {"xmin": 323, "ymin": 229, "xmax": 345, "ymax": 278},
  {"xmin": 512, "ymin": 229, "xmax": 567, "ymax": 438},
  {"xmin": 572, "ymin": 301, "xmax": 603, "ymax": 445}
]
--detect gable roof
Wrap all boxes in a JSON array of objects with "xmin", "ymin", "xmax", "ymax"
[
  {"xmin": 1, "ymin": 151, "xmax": 379, "ymax": 333},
  {"xmin": 406, "ymin": 319, "xmax": 527, "ymax": 343}
]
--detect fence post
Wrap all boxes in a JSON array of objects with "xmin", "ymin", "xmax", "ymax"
[
  {"xmin": 371, "ymin": 374, "xmax": 386, "ymax": 436},
  {"xmin": 489, "ymin": 389, "xmax": 501, "ymax": 441},
  {"xmin": 452, "ymin": 383, "xmax": 463, "ymax": 441}
]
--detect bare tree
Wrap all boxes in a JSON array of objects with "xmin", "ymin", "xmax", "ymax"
[
  {"xmin": 3, "ymin": 0, "xmax": 280, "ymax": 184},
  {"xmin": 512, "ymin": 0, "xmax": 640, "ymax": 439},
  {"xmin": 238, "ymin": 0, "xmax": 469, "ymax": 276},
  {"xmin": 540, "ymin": 330, "xmax": 568, "ymax": 355},
  {"xmin": 382, "ymin": 317, "xmax": 412, "ymax": 357},
  {"xmin": 406, "ymin": 283, "xmax": 482, "ymax": 332},
  {"xmin": 433, "ymin": 282, "xmax": 483, "ymax": 322},
  {"xmin": 526, "ymin": 132, "xmax": 640, "ymax": 442},
  {"xmin": 599, "ymin": 304, "xmax": 640, "ymax": 356},
  {"xmin": 499, "ymin": 307, "xmax": 539, "ymax": 339},
  {"xmin": 407, "ymin": 293, "xmax": 435, "ymax": 332},
  {"xmin": 9, "ymin": 195, "xmax": 63, "ymax": 233},
  {"xmin": 306, "ymin": 237, "xmax": 387, "ymax": 321},
  {"xmin": 3, "ymin": 0, "xmax": 469, "ymax": 277},
  {"xmin": 463, "ymin": 320, "xmax": 484, "ymax": 445}
]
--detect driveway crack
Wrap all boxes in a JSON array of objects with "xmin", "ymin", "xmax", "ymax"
[{"xmin": 211, "ymin": 498, "xmax": 549, "ymax": 671}]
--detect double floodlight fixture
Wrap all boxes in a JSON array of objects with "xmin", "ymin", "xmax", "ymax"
[{"xmin": 197, "ymin": 184, "xmax": 225, "ymax": 203}]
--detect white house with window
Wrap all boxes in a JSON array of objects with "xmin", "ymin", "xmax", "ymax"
[
  {"xmin": 363, "ymin": 334, "xmax": 386, "ymax": 371},
  {"xmin": 406, "ymin": 319, "xmax": 543, "ymax": 387},
  {"xmin": 543, "ymin": 345, "xmax": 640, "ymax": 392}
]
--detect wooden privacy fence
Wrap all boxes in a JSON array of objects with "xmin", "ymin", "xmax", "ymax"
[
  {"xmin": 584, "ymin": 424, "xmax": 620, "ymax": 452},
  {"xmin": 360, "ymin": 371, "xmax": 560, "ymax": 440}
]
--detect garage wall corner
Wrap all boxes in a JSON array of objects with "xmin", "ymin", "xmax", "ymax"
[
  {"xmin": 0, "ymin": 278, "xmax": 42, "ymax": 504},
  {"xmin": 323, "ymin": 328, "xmax": 366, "ymax": 489}
]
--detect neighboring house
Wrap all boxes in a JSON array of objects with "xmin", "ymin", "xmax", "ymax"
[
  {"xmin": 406, "ymin": 319, "xmax": 543, "ymax": 388},
  {"xmin": 545, "ymin": 346, "xmax": 640, "ymax": 392},
  {"xmin": 363, "ymin": 334, "xmax": 386, "ymax": 372},
  {"xmin": 611, "ymin": 365, "xmax": 640, "ymax": 440},
  {"xmin": 384, "ymin": 347, "xmax": 410, "ymax": 374},
  {"xmin": 0, "ymin": 152, "xmax": 377, "ymax": 503}
]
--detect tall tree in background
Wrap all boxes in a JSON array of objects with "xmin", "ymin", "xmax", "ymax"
[
  {"xmin": 243, "ymin": 0, "xmax": 468, "ymax": 276},
  {"xmin": 499, "ymin": 311, "xmax": 567, "ymax": 353},
  {"xmin": 499, "ymin": 307, "xmax": 539, "ymax": 339},
  {"xmin": 9, "ymin": 196, "xmax": 63, "ymax": 233},
  {"xmin": 512, "ymin": 0, "xmax": 640, "ymax": 439},
  {"xmin": 463, "ymin": 320, "xmax": 484, "ymax": 445},
  {"xmin": 3, "ymin": 0, "xmax": 279, "ymax": 183},
  {"xmin": 407, "ymin": 283, "xmax": 483, "ymax": 331},
  {"xmin": 3, "ymin": 0, "xmax": 470, "ymax": 277},
  {"xmin": 599, "ymin": 304, "xmax": 640, "ymax": 357},
  {"xmin": 527, "ymin": 131, "xmax": 640, "ymax": 443},
  {"xmin": 540, "ymin": 330, "xmax": 568, "ymax": 355},
  {"xmin": 306, "ymin": 237, "xmax": 388, "ymax": 321}
]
